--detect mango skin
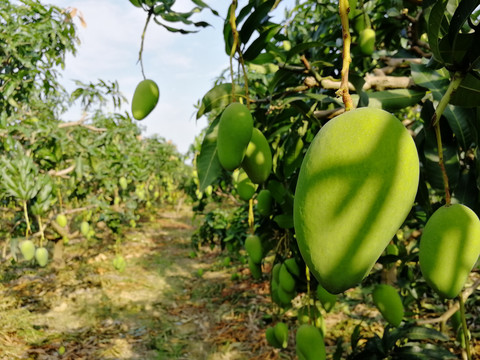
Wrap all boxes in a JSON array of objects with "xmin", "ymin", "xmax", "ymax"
[
  {"xmin": 131, "ymin": 79, "xmax": 159, "ymax": 120},
  {"xmin": 242, "ymin": 128, "xmax": 272, "ymax": 184},
  {"xmin": 217, "ymin": 103, "xmax": 253, "ymax": 171},
  {"xmin": 35, "ymin": 247, "xmax": 49, "ymax": 267},
  {"xmin": 256, "ymin": 189, "xmax": 273, "ymax": 216},
  {"xmin": 19, "ymin": 240, "xmax": 36, "ymax": 261},
  {"xmin": 295, "ymin": 324, "xmax": 326, "ymax": 360},
  {"xmin": 294, "ymin": 108, "xmax": 419, "ymax": 294},
  {"xmin": 419, "ymin": 203, "xmax": 480, "ymax": 299},
  {"xmin": 372, "ymin": 284, "xmax": 404, "ymax": 327},
  {"xmin": 245, "ymin": 235, "xmax": 263, "ymax": 264}
]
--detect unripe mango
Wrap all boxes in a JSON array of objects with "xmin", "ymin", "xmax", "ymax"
[
  {"xmin": 419, "ymin": 204, "xmax": 480, "ymax": 299},
  {"xmin": 245, "ymin": 235, "xmax": 263, "ymax": 264},
  {"xmin": 294, "ymin": 108, "xmax": 419, "ymax": 294},
  {"xmin": 266, "ymin": 327, "xmax": 282, "ymax": 348},
  {"xmin": 80, "ymin": 221, "xmax": 90, "ymax": 236},
  {"xmin": 242, "ymin": 128, "xmax": 272, "ymax": 184},
  {"xmin": 119, "ymin": 176, "xmax": 128, "ymax": 190},
  {"xmin": 235, "ymin": 170, "xmax": 257, "ymax": 201},
  {"xmin": 248, "ymin": 257, "xmax": 262, "ymax": 279},
  {"xmin": 296, "ymin": 324, "xmax": 326, "ymax": 360},
  {"xmin": 217, "ymin": 103, "xmax": 253, "ymax": 171},
  {"xmin": 19, "ymin": 240, "xmax": 36, "ymax": 261},
  {"xmin": 359, "ymin": 28, "xmax": 376, "ymax": 55},
  {"xmin": 372, "ymin": 284, "xmax": 404, "ymax": 327},
  {"xmin": 131, "ymin": 79, "xmax": 159, "ymax": 120},
  {"xmin": 35, "ymin": 247, "xmax": 49, "ymax": 267},
  {"xmin": 256, "ymin": 189, "xmax": 273, "ymax": 216},
  {"xmin": 316, "ymin": 284, "xmax": 337, "ymax": 313},
  {"xmin": 274, "ymin": 322, "xmax": 289, "ymax": 348},
  {"xmin": 279, "ymin": 262, "xmax": 296, "ymax": 293},
  {"xmin": 56, "ymin": 214, "xmax": 67, "ymax": 227}
]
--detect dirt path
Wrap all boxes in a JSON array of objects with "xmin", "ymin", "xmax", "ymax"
[{"xmin": 0, "ymin": 208, "xmax": 283, "ymax": 360}]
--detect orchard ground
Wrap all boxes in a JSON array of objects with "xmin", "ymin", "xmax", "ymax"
[{"xmin": 0, "ymin": 204, "xmax": 478, "ymax": 359}]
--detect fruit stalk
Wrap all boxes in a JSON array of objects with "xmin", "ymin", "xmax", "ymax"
[
  {"xmin": 138, "ymin": 7, "xmax": 154, "ymax": 80},
  {"xmin": 22, "ymin": 200, "xmax": 31, "ymax": 238},
  {"xmin": 458, "ymin": 295, "xmax": 472, "ymax": 360},
  {"xmin": 431, "ymin": 71, "xmax": 465, "ymax": 205},
  {"xmin": 228, "ymin": 0, "xmax": 239, "ymax": 101},
  {"xmin": 337, "ymin": 0, "xmax": 354, "ymax": 111}
]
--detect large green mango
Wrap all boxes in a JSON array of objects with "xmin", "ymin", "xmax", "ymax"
[
  {"xmin": 296, "ymin": 324, "xmax": 326, "ymax": 360},
  {"xmin": 217, "ymin": 103, "xmax": 253, "ymax": 171},
  {"xmin": 419, "ymin": 203, "xmax": 480, "ymax": 299},
  {"xmin": 242, "ymin": 128, "xmax": 272, "ymax": 184},
  {"xmin": 294, "ymin": 108, "xmax": 419, "ymax": 294},
  {"xmin": 131, "ymin": 79, "xmax": 159, "ymax": 120}
]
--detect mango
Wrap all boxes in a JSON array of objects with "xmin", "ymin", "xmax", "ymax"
[
  {"xmin": 35, "ymin": 247, "xmax": 49, "ymax": 267},
  {"xmin": 284, "ymin": 258, "xmax": 301, "ymax": 277},
  {"xmin": 266, "ymin": 327, "xmax": 282, "ymax": 348},
  {"xmin": 372, "ymin": 284, "xmax": 404, "ymax": 327},
  {"xmin": 279, "ymin": 262, "xmax": 296, "ymax": 293},
  {"xmin": 131, "ymin": 79, "xmax": 159, "ymax": 120},
  {"xmin": 294, "ymin": 108, "xmax": 419, "ymax": 294},
  {"xmin": 316, "ymin": 284, "xmax": 337, "ymax": 313},
  {"xmin": 119, "ymin": 176, "xmax": 128, "ymax": 190},
  {"xmin": 19, "ymin": 240, "xmax": 35, "ymax": 261},
  {"xmin": 56, "ymin": 214, "xmax": 67, "ymax": 227},
  {"xmin": 296, "ymin": 324, "xmax": 326, "ymax": 360},
  {"xmin": 217, "ymin": 103, "xmax": 253, "ymax": 171},
  {"xmin": 80, "ymin": 221, "xmax": 90, "ymax": 236},
  {"xmin": 245, "ymin": 235, "xmax": 263, "ymax": 264},
  {"xmin": 274, "ymin": 322, "xmax": 289, "ymax": 348},
  {"xmin": 419, "ymin": 203, "xmax": 480, "ymax": 299},
  {"xmin": 235, "ymin": 169, "xmax": 257, "ymax": 201},
  {"xmin": 248, "ymin": 257, "xmax": 262, "ymax": 279},
  {"xmin": 277, "ymin": 284, "xmax": 295, "ymax": 306},
  {"xmin": 242, "ymin": 128, "xmax": 272, "ymax": 184},
  {"xmin": 256, "ymin": 189, "xmax": 273, "ymax": 216},
  {"xmin": 359, "ymin": 28, "xmax": 376, "ymax": 55}
]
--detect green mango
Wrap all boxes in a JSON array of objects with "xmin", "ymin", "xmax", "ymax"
[
  {"xmin": 80, "ymin": 221, "xmax": 90, "ymax": 236},
  {"xmin": 274, "ymin": 322, "xmax": 289, "ymax": 348},
  {"xmin": 245, "ymin": 235, "xmax": 263, "ymax": 264},
  {"xmin": 235, "ymin": 170, "xmax": 257, "ymax": 201},
  {"xmin": 316, "ymin": 284, "xmax": 337, "ymax": 313},
  {"xmin": 56, "ymin": 214, "xmax": 67, "ymax": 227},
  {"xmin": 119, "ymin": 176, "xmax": 128, "ymax": 190},
  {"xmin": 217, "ymin": 103, "xmax": 253, "ymax": 171},
  {"xmin": 359, "ymin": 28, "xmax": 376, "ymax": 55},
  {"xmin": 19, "ymin": 240, "xmax": 36, "ymax": 261},
  {"xmin": 419, "ymin": 203, "xmax": 480, "ymax": 299},
  {"xmin": 277, "ymin": 284, "xmax": 295, "ymax": 306},
  {"xmin": 131, "ymin": 79, "xmax": 159, "ymax": 120},
  {"xmin": 256, "ymin": 189, "xmax": 273, "ymax": 216},
  {"xmin": 279, "ymin": 262, "xmax": 296, "ymax": 293},
  {"xmin": 35, "ymin": 247, "xmax": 49, "ymax": 267},
  {"xmin": 266, "ymin": 327, "xmax": 282, "ymax": 348},
  {"xmin": 372, "ymin": 284, "xmax": 404, "ymax": 327},
  {"xmin": 296, "ymin": 324, "xmax": 326, "ymax": 360},
  {"xmin": 294, "ymin": 108, "xmax": 419, "ymax": 294},
  {"xmin": 242, "ymin": 128, "xmax": 272, "ymax": 184},
  {"xmin": 248, "ymin": 257, "xmax": 262, "ymax": 279},
  {"xmin": 284, "ymin": 258, "xmax": 301, "ymax": 277}
]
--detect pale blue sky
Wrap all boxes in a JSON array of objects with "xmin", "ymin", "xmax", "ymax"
[{"xmin": 45, "ymin": 0, "xmax": 295, "ymax": 155}]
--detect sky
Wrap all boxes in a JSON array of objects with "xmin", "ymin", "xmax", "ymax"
[{"xmin": 44, "ymin": 0, "xmax": 295, "ymax": 157}]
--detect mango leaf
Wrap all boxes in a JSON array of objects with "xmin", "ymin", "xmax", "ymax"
[
  {"xmin": 410, "ymin": 63, "xmax": 450, "ymax": 100},
  {"xmin": 443, "ymin": 105, "xmax": 476, "ymax": 149},
  {"xmin": 196, "ymin": 83, "xmax": 237, "ymax": 119},
  {"xmin": 351, "ymin": 89, "xmax": 425, "ymax": 111},
  {"xmin": 427, "ymin": 0, "xmax": 448, "ymax": 64},
  {"xmin": 453, "ymin": 169, "xmax": 480, "ymax": 212},
  {"xmin": 401, "ymin": 326, "xmax": 450, "ymax": 341},
  {"xmin": 450, "ymin": 71, "xmax": 480, "ymax": 107},
  {"xmin": 196, "ymin": 116, "xmax": 222, "ymax": 191},
  {"xmin": 242, "ymin": 24, "xmax": 281, "ymax": 62},
  {"xmin": 392, "ymin": 343, "xmax": 457, "ymax": 359},
  {"xmin": 191, "ymin": 0, "xmax": 219, "ymax": 16},
  {"xmin": 286, "ymin": 41, "xmax": 327, "ymax": 60},
  {"xmin": 447, "ymin": 0, "xmax": 480, "ymax": 46},
  {"xmin": 239, "ymin": 0, "xmax": 276, "ymax": 45}
]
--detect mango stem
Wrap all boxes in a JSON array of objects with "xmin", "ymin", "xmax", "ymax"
[
  {"xmin": 336, "ymin": 0, "xmax": 354, "ymax": 111},
  {"xmin": 458, "ymin": 295, "xmax": 472, "ymax": 360},
  {"xmin": 431, "ymin": 71, "xmax": 465, "ymax": 206},
  {"xmin": 138, "ymin": 7, "xmax": 153, "ymax": 80}
]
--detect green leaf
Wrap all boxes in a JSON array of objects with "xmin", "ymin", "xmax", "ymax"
[
  {"xmin": 450, "ymin": 72, "xmax": 480, "ymax": 107},
  {"xmin": 392, "ymin": 343, "xmax": 457, "ymax": 359},
  {"xmin": 351, "ymin": 89, "xmax": 425, "ymax": 111},
  {"xmin": 196, "ymin": 117, "xmax": 223, "ymax": 191},
  {"xmin": 242, "ymin": 24, "xmax": 281, "ymax": 62},
  {"xmin": 239, "ymin": 0, "xmax": 275, "ymax": 45},
  {"xmin": 427, "ymin": 0, "xmax": 448, "ymax": 64},
  {"xmin": 410, "ymin": 63, "xmax": 449, "ymax": 100},
  {"xmin": 402, "ymin": 326, "xmax": 450, "ymax": 342},
  {"xmin": 197, "ymin": 83, "xmax": 242, "ymax": 118},
  {"xmin": 447, "ymin": 0, "xmax": 480, "ymax": 47},
  {"xmin": 443, "ymin": 105, "xmax": 476, "ymax": 149}
]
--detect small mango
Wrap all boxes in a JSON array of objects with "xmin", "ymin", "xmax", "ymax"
[
  {"xmin": 56, "ymin": 214, "xmax": 67, "ymax": 228},
  {"xmin": 35, "ymin": 247, "xmax": 49, "ymax": 267},
  {"xmin": 372, "ymin": 284, "xmax": 404, "ymax": 327},
  {"xmin": 245, "ymin": 235, "xmax": 263, "ymax": 264},
  {"xmin": 131, "ymin": 79, "xmax": 159, "ymax": 120},
  {"xmin": 419, "ymin": 203, "xmax": 480, "ymax": 299},
  {"xmin": 19, "ymin": 240, "xmax": 36, "ymax": 261},
  {"xmin": 256, "ymin": 189, "xmax": 273, "ymax": 216},
  {"xmin": 217, "ymin": 103, "xmax": 253, "ymax": 171},
  {"xmin": 296, "ymin": 324, "xmax": 326, "ymax": 360},
  {"xmin": 359, "ymin": 28, "xmax": 376, "ymax": 55},
  {"xmin": 242, "ymin": 128, "xmax": 272, "ymax": 184}
]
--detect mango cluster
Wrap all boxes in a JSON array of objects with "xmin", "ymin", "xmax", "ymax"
[
  {"xmin": 271, "ymin": 258, "xmax": 301, "ymax": 307},
  {"xmin": 217, "ymin": 103, "xmax": 272, "ymax": 196}
]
